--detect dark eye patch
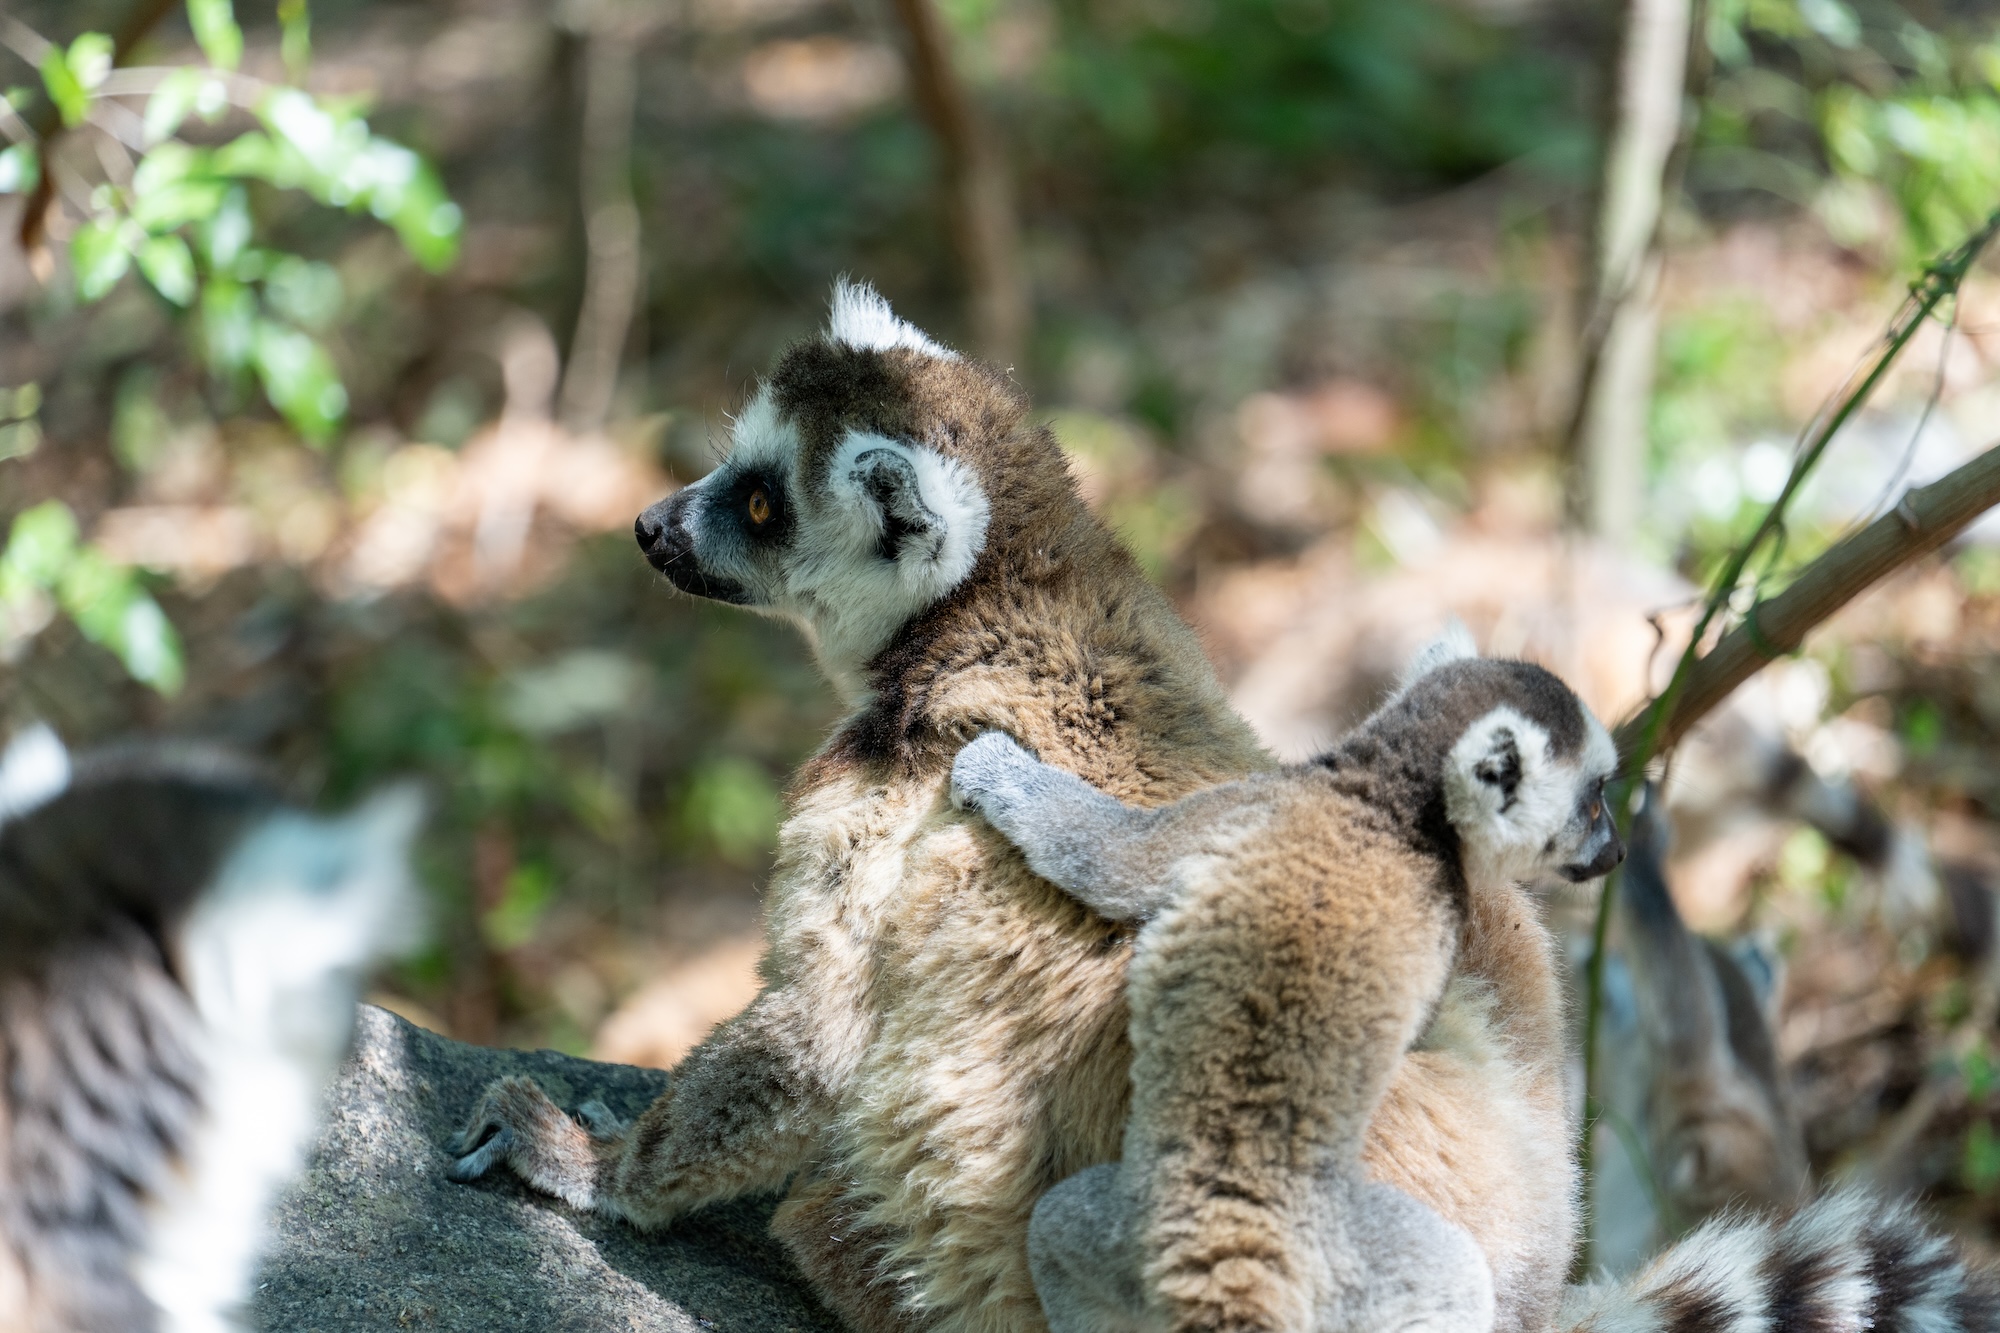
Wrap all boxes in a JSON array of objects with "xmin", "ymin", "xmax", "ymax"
[{"xmin": 720, "ymin": 471, "xmax": 792, "ymax": 546}]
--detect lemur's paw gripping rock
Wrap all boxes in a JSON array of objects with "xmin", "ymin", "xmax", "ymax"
[{"xmin": 446, "ymin": 1075, "xmax": 603, "ymax": 1209}]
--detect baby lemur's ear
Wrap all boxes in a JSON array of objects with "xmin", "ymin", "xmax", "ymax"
[
  {"xmin": 1471, "ymin": 726, "xmax": 1522, "ymax": 806},
  {"xmin": 1396, "ymin": 619, "xmax": 1478, "ymax": 695},
  {"xmin": 831, "ymin": 434, "xmax": 991, "ymax": 595},
  {"xmin": 1445, "ymin": 707, "xmax": 1548, "ymax": 830}
]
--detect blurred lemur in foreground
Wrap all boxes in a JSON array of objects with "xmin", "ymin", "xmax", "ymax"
[{"xmin": 0, "ymin": 727, "xmax": 421, "ymax": 1333}]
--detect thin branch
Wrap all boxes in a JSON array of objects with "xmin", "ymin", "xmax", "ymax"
[
  {"xmin": 1575, "ymin": 205, "xmax": 2000, "ymax": 1275},
  {"xmin": 1612, "ymin": 437, "xmax": 2000, "ymax": 763},
  {"xmin": 557, "ymin": 13, "xmax": 647, "ymax": 435},
  {"xmin": 884, "ymin": 0, "xmax": 1027, "ymax": 366},
  {"xmin": 16, "ymin": 0, "xmax": 180, "ymax": 252}
]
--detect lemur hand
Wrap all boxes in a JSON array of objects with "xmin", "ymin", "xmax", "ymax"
[
  {"xmin": 948, "ymin": 731, "xmax": 1041, "ymax": 821},
  {"xmin": 446, "ymin": 1076, "xmax": 620, "ymax": 1210}
]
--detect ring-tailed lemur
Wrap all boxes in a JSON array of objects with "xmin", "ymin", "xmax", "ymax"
[
  {"xmin": 448, "ymin": 280, "xmax": 1275, "ymax": 1333},
  {"xmin": 950, "ymin": 629, "xmax": 1623, "ymax": 1333},
  {"xmin": 955, "ymin": 649, "xmax": 2000, "ymax": 1333},
  {"xmin": 0, "ymin": 726, "xmax": 422, "ymax": 1333}
]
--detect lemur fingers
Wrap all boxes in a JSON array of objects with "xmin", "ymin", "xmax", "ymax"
[
  {"xmin": 445, "ymin": 1075, "xmax": 608, "ymax": 1210},
  {"xmin": 948, "ymin": 731, "xmax": 1042, "ymax": 817}
]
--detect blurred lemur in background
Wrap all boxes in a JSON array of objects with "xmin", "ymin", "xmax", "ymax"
[{"xmin": 0, "ymin": 727, "xmax": 422, "ymax": 1333}]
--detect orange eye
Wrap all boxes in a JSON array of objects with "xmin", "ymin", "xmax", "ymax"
[
  {"xmin": 747, "ymin": 488, "xmax": 772, "ymax": 525},
  {"xmin": 1588, "ymin": 801, "xmax": 1602, "ymax": 822}
]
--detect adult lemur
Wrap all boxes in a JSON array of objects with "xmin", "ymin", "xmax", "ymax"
[
  {"xmin": 0, "ymin": 727, "xmax": 421, "ymax": 1332},
  {"xmin": 450, "ymin": 282, "xmax": 1273, "ymax": 1333}
]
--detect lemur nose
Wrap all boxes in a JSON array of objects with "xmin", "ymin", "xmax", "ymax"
[{"xmin": 635, "ymin": 512, "xmax": 659, "ymax": 548}]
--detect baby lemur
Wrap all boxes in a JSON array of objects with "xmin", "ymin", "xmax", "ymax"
[
  {"xmin": 0, "ymin": 726, "xmax": 420, "ymax": 1333},
  {"xmin": 951, "ymin": 628, "xmax": 1623, "ymax": 1333},
  {"xmin": 449, "ymin": 282, "xmax": 1274, "ymax": 1333}
]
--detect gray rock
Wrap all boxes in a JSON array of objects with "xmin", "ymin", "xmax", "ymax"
[{"xmin": 254, "ymin": 1005, "xmax": 840, "ymax": 1333}]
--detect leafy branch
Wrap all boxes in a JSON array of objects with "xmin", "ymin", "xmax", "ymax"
[
  {"xmin": 1, "ymin": 0, "xmax": 460, "ymax": 445},
  {"xmin": 1574, "ymin": 203, "xmax": 2000, "ymax": 1269}
]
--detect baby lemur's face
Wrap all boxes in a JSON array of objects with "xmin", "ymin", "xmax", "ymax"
[
  {"xmin": 1414, "ymin": 666, "xmax": 1622, "ymax": 887},
  {"xmin": 633, "ymin": 282, "xmax": 1005, "ymax": 687}
]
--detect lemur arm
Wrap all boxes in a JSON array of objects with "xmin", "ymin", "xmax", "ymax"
[
  {"xmin": 949, "ymin": 732, "xmax": 1178, "ymax": 922},
  {"xmin": 448, "ymin": 984, "xmax": 835, "ymax": 1228}
]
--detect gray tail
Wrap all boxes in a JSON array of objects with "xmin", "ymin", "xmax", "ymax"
[{"xmin": 1563, "ymin": 1186, "xmax": 2000, "ymax": 1331}]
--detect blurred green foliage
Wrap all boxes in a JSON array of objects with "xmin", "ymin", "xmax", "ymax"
[{"xmin": 1700, "ymin": 0, "xmax": 2000, "ymax": 258}]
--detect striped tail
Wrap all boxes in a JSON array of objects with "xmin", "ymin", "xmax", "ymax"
[{"xmin": 1562, "ymin": 1187, "xmax": 2000, "ymax": 1332}]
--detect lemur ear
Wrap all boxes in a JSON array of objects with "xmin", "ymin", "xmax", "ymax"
[
  {"xmin": 1470, "ymin": 726, "xmax": 1522, "ymax": 806},
  {"xmin": 851, "ymin": 448, "xmax": 947, "ymax": 564},
  {"xmin": 0, "ymin": 724, "xmax": 69, "ymax": 822},
  {"xmin": 1399, "ymin": 619, "xmax": 1479, "ymax": 693}
]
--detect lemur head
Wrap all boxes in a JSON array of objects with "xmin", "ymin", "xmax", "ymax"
[
  {"xmin": 634, "ymin": 281, "xmax": 1081, "ymax": 695},
  {"xmin": 1371, "ymin": 624, "xmax": 1624, "ymax": 886}
]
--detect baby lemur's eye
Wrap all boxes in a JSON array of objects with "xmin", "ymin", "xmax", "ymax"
[{"xmin": 747, "ymin": 488, "xmax": 773, "ymax": 526}]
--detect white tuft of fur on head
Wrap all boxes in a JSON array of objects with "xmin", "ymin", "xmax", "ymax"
[
  {"xmin": 826, "ymin": 278, "xmax": 958, "ymax": 361},
  {"xmin": 0, "ymin": 725, "xmax": 69, "ymax": 824},
  {"xmin": 1397, "ymin": 619, "xmax": 1478, "ymax": 696},
  {"xmin": 136, "ymin": 785, "xmax": 425, "ymax": 1333}
]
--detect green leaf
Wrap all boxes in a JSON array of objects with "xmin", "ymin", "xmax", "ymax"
[
  {"xmin": 129, "ymin": 179, "xmax": 228, "ymax": 234},
  {"xmin": 200, "ymin": 185, "xmax": 252, "ymax": 267},
  {"xmin": 0, "ymin": 143, "xmax": 38, "ymax": 194},
  {"xmin": 201, "ymin": 279, "xmax": 257, "ymax": 372},
  {"xmin": 39, "ymin": 46, "xmax": 88, "ymax": 128},
  {"xmin": 264, "ymin": 256, "xmax": 342, "ymax": 330},
  {"xmin": 56, "ymin": 547, "xmax": 184, "ymax": 694},
  {"xmin": 137, "ymin": 234, "xmax": 197, "ymax": 305},
  {"xmin": 0, "ymin": 501, "xmax": 80, "ymax": 589},
  {"xmin": 187, "ymin": 0, "xmax": 243, "ymax": 71},
  {"xmin": 481, "ymin": 861, "xmax": 554, "ymax": 951},
  {"xmin": 386, "ymin": 168, "xmax": 461, "ymax": 272},
  {"xmin": 143, "ymin": 67, "xmax": 205, "ymax": 143},
  {"xmin": 252, "ymin": 319, "xmax": 346, "ymax": 444},
  {"xmin": 71, "ymin": 218, "xmax": 133, "ymax": 301},
  {"xmin": 278, "ymin": 0, "xmax": 312, "ymax": 83},
  {"xmin": 66, "ymin": 33, "xmax": 114, "ymax": 91}
]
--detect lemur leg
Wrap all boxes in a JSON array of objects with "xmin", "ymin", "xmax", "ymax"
[
  {"xmin": 951, "ymin": 731, "xmax": 1237, "ymax": 922},
  {"xmin": 772, "ymin": 1165, "xmax": 933, "ymax": 1333},
  {"xmin": 1028, "ymin": 1164, "xmax": 1155, "ymax": 1333},
  {"xmin": 1317, "ymin": 1176, "xmax": 1494, "ymax": 1333},
  {"xmin": 1029, "ymin": 1168, "xmax": 1491, "ymax": 1333},
  {"xmin": 1125, "ymin": 844, "xmax": 1469, "ymax": 1333},
  {"xmin": 448, "ymin": 987, "xmax": 831, "ymax": 1227}
]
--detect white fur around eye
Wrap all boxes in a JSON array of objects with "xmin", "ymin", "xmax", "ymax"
[
  {"xmin": 826, "ymin": 279, "xmax": 959, "ymax": 361},
  {"xmin": 726, "ymin": 386, "xmax": 800, "ymax": 471}
]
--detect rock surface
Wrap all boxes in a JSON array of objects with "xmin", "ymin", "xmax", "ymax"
[{"xmin": 254, "ymin": 1005, "xmax": 841, "ymax": 1332}]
